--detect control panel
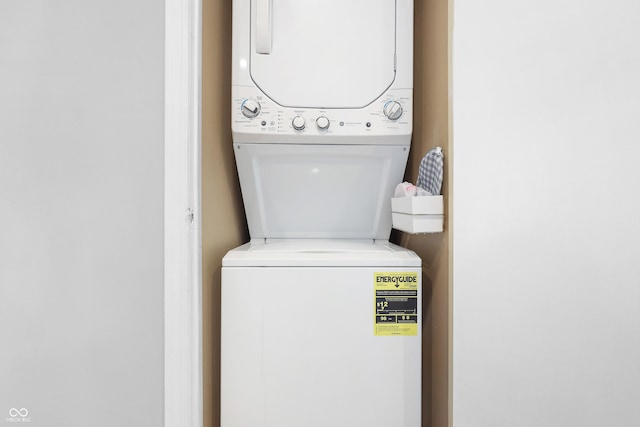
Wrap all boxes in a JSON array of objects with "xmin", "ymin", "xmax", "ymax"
[{"xmin": 232, "ymin": 86, "xmax": 412, "ymax": 142}]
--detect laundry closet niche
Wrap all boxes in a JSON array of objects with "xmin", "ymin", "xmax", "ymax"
[{"xmin": 201, "ymin": 1, "xmax": 452, "ymax": 426}]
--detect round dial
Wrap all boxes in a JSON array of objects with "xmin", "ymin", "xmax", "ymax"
[
  {"xmin": 383, "ymin": 100, "xmax": 403, "ymax": 121},
  {"xmin": 316, "ymin": 116, "xmax": 330, "ymax": 130},
  {"xmin": 241, "ymin": 99, "xmax": 261, "ymax": 118},
  {"xmin": 292, "ymin": 115, "xmax": 306, "ymax": 131}
]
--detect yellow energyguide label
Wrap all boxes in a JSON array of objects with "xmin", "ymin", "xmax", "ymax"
[{"xmin": 374, "ymin": 272, "xmax": 419, "ymax": 336}]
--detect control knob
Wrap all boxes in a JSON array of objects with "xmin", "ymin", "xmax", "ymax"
[
  {"xmin": 241, "ymin": 99, "xmax": 261, "ymax": 118},
  {"xmin": 292, "ymin": 115, "xmax": 306, "ymax": 131},
  {"xmin": 316, "ymin": 116, "xmax": 330, "ymax": 131},
  {"xmin": 383, "ymin": 100, "xmax": 403, "ymax": 121}
]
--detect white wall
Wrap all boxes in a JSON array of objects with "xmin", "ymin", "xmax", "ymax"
[
  {"xmin": 452, "ymin": 0, "xmax": 640, "ymax": 426},
  {"xmin": 0, "ymin": 1, "xmax": 164, "ymax": 426}
]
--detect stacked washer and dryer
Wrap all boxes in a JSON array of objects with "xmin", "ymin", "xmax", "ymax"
[{"xmin": 221, "ymin": 1, "xmax": 421, "ymax": 426}]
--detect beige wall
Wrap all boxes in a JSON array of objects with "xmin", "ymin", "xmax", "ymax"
[
  {"xmin": 202, "ymin": 1, "xmax": 247, "ymax": 426},
  {"xmin": 399, "ymin": 1, "xmax": 451, "ymax": 426},
  {"xmin": 202, "ymin": 1, "xmax": 450, "ymax": 426}
]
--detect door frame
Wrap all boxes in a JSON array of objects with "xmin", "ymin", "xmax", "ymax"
[{"xmin": 165, "ymin": 0, "xmax": 203, "ymax": 426}]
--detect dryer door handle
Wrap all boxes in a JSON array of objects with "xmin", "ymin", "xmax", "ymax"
[{"xmin": 256, "ymin": 0, "xmax": 272, "ymax": 54}]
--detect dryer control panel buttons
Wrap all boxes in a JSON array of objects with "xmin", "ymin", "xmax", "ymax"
[
  {"xmin": 316, "ymin": 116, "xmax": 330, "ymax": 131},
  {"xmin": 383, "ymin": 100, "xmax": 403, "ymax": 121},
  {"xmin": 292, "ymin": 115, "xmax": 306, "ymax": 131},
  {"xmin": 241, "ymin": 99, "xmax": 261, "ymax": 118},
  {"xmin": 232, "ymin": 87, "xmax": 412, "ymax": 140}
]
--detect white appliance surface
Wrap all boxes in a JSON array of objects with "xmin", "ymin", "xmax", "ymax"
[
  {"xmin": 234, "ymin": 143, "xmax": 410, "ymax": 240},
  {"xmin": 231, "ymin": 0, "xmax": 414, "ymax": 241},
  {"xmin": 231, "ymin": 87, "xmax": 413, "ymax": 144},
  {"xmin": 225, "ymin": 2, "xmax": 419, "ymax": 426},
  {"xmin": 223, "ymin": 239, "xmax": 421, "ymax": 267},
  {"xmin": 221, "ymin": 242, "xmax": 421, "ymax": 427},
  {"xmin": 232, "ymin": 0, "xmax": 414, "ymax": 144},
  {"xmin": 250, "ymin": 0, "xmax": 396, "ymax": 109}
]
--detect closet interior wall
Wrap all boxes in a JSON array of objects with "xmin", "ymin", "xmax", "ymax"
[
  {"xmin": 202, "ymin": 1, "xmax": 245, "ymax": 426},
  {"xmin": 393, "ymin": 0, "xmax": 451, "ymax": 426}
]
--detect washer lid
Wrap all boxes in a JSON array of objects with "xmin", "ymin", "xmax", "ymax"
[
  {"xmin": 222, "ymin": 240, "xmax": 421, "ymax": 267},
  {"xmin": 250, "ymin": 0, "xmax": 397, "ymax": 109}
]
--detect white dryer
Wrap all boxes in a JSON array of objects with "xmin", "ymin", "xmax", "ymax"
[{"xmin": 222, "ymin": 1, "xmax": 420, "ymax": 426}]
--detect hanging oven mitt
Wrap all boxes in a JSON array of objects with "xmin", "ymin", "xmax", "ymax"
[{"xmin": 416, "ymin": 147, "xmax": 444, "ymax": 195}]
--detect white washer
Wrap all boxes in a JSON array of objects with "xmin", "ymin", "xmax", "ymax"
[
  {"xmin": 223, "ymin": 1, "xmax": 419, "ymax": 425},
  {"xmin": 222, "ymin": 240, "xmax": 421, "ymax": 427}
]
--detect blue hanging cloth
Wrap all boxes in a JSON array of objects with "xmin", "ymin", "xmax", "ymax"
[{"xmin": 416, "ymin": 147, "xmax": 444, "ymax": 195}]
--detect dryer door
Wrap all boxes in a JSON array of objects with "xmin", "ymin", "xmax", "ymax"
[{"xmin": 250, "ymin": 0, "xmax": 396, "ymax": 109}]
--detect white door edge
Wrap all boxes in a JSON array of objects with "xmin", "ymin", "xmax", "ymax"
[{"xmin": 165, "ymin": 0, "xmax": 203, "ymax": 426}]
